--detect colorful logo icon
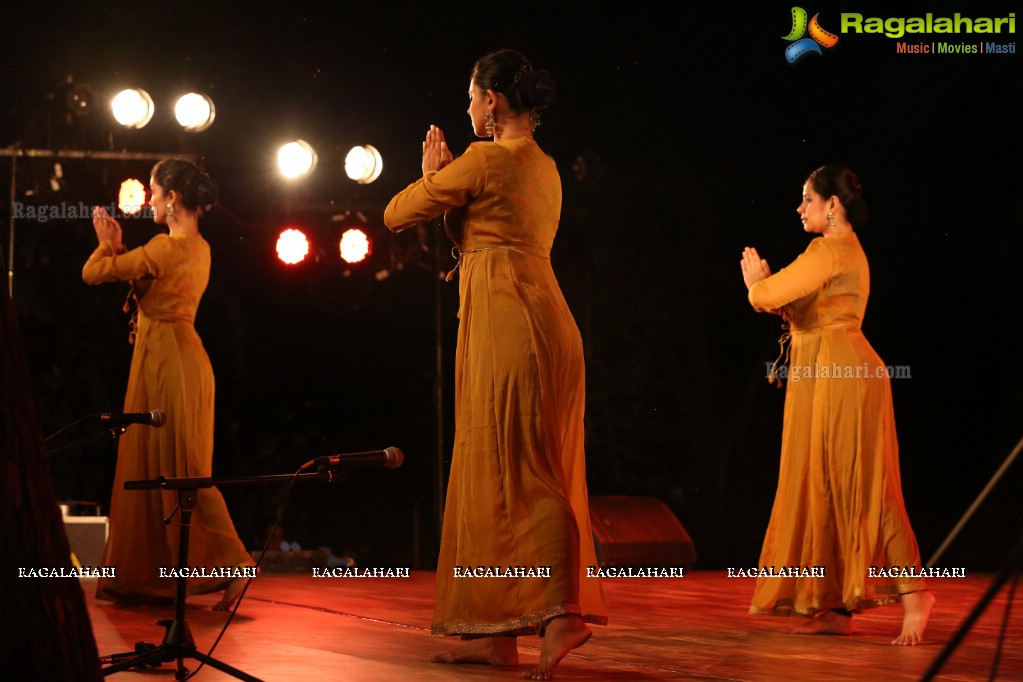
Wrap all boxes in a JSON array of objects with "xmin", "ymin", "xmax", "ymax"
[{"xmin": 783, "ymin": 7, "xmax": 839, "ymax": 63}]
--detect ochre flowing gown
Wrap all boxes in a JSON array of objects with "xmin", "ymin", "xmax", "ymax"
[
  {"xmin": 83, "ymin": 234, "xmax": 253, "ymax": 600},
  {"xmin": 747, "ymin": 232, "xmax": 925, "ymax": 616},
  {"xmin": 385, "ymin": 137, "xmax": 607, "ymax": 634}
]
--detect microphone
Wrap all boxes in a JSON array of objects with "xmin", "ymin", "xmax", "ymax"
[
  {"xmin": 315, "ymin": 447, "xmax": 403, "ymax": 470},
  {"xmin": 98, "ymin": 409, "xmax": 167, "ymax": 428}
]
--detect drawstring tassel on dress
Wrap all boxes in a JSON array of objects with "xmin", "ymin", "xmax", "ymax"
[
  {"xmin": 768, "ymin": 323, "xmax": 792, "ymax": 388},
  {"xmin": 445, "ymin": 245, "xmax": 541, "ymax": 282},
  {"xmin": 122, "ymin": 283, "xmax": 139, "ymax": 346}
]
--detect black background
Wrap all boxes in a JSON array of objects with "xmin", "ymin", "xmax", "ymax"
[{"xmin": 2, "ymin": 1, "xmax": 1020, "ymax": 572}]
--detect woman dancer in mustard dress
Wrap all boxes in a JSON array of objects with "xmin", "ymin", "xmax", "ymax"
[
  {"xmin": 740, "ymin": 165, "xmax": 935, "ymax": 645},
  {"xmin": 84, "ymin": 159, "xmax": 253, "ymax": 610},
  {"xmin": 384, "ymin": 49, "xmax": 606, "ymax": 679}
]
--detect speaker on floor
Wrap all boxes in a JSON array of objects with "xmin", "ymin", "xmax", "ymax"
[
  {"xmin": 588, "ymin": 495, "xmax": 697, "ymax": 569},
  {"xmin": 63, "ymin": 515, "xmax": 109, "ymax": 567}
]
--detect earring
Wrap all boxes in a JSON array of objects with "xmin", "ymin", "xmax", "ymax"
[
  {"xmin": 166, "ymin": 203, "xmax": 175, "ymax": 218},
  {"xmin": 484, "ymin": 111, "xmax": 495, "ymax": 137},
  {"xmin": 827, "ymin": 211, "xmax": 835, "ymax": 229}
]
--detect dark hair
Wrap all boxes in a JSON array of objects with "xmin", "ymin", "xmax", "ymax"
[
  {"xmin": 472, "ymin": 49, "xmax": 556, "ymax": 126},
  {"xmin": 807, "ymin": 165, "xmax": 869, "ymax": 229},
  {"xmin": 151, "ymin": 159, "xmax": 218, "ymax": 216}
]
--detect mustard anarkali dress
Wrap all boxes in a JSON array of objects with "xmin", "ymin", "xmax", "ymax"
[
  {"xmin": 83, "ymin": 234, "xmax": 253, "ymax": 600},
  {"xmin": 384, "ymin": 137, "xmax": 607, "ymax": 634},
  {"xmin": 747, "ymin": 232, "xmax": 925, "ymax": 616}
]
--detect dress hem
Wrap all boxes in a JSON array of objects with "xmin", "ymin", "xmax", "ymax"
[
  {"xmin": 749, "ymin": 586, "xmax": 926, "ymax": 617},
  {"xmin": 432, "ymin": 604, "xmax": 608, "ymax": 636}
]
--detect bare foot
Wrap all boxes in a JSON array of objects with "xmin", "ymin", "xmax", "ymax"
[
  {"xmin": 213, "ymin": 566, "xmax": 258, "ymax": 612},
  {"xmin": 892, "ymin": 590, "xmax": 935, "ymax": 645},
  {"xmin": 523, "ymin": 615, "xmax": 591, "ymax": 680},
  {"xmin": 785, "ymin": 610, "xmax": 853, "ymax": 635},
  {"xmin": 432, "ymin": 636, "xmax": 518, "ymax": 666}
]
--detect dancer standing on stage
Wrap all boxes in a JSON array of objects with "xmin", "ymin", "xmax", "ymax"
[
  {"xmin": 384, "ymin": 49, "xmax": 607, "ymax": 679},
  {"xmin": 84, "ymin": 159, "xmax": 254, "ymax": 610},
  {"xmin": 740, "ymin": 165, "xmax": 935, "ymax": 645}
]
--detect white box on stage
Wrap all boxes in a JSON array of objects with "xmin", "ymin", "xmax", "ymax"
[{"xmin": 63, "ymin": 515, "xmax": 109, "ymax": 567}]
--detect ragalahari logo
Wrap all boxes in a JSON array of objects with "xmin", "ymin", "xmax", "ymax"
[{"xmin": 783, "ymin": 7, "xmax": 839, "ymax": 63}]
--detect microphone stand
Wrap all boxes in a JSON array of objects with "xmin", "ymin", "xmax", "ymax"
[
  {"xmin": 46, "ymin": 426, "xmax": 127, "ymax": 456},
  {"xmin": 920, "ymin": 522, "xmax": 1023, "ymax": 681},
  {"xmin": 46, "ymin": 422, "xmax": 128, "ymax": 514},
  {"xmin": 100, "ymin": 468, "xmax": 340, "ymax": 680}
]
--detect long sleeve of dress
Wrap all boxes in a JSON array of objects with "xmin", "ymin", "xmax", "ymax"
[
  {"xmin": 383, "ymin": 145, "xmax": 486, "ymax": 232},
  {"xmin": 748, "ymin": 237, "xmax": 835, "ymax": 313},
  {"xmin": 82, "ymin": 235, "xmax": 174, "ymax": 284}
]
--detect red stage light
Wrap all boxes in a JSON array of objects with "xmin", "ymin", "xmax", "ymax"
[
  {"xmin": 339, "ymin": 228, "xmax": 371, "ymax": 264},
  {"xmin": 276, "ymin": 228, "xmax": 310, "ymax": 265}
]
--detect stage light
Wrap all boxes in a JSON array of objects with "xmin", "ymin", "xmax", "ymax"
[
  {"xmin": 111, "ymin": 89, "xmax": 155, "ymax": 128},
  {"xmin": 50, "ymin": 163, "xmax": 64, "ymax": 192},
  {"xmin": 276, "ymin": 228, "xmax": 310, "ymax": 265},
  {"xmin": 174, "ymin": 93, "xmax": 215, "ymax": 132},
  {"xmin": 277, "ymin": 140, "xmax": 317, "ymax": 180},
  {"xmin": 344, "ymin": 145, "xmax": 383, "ymax": 184},
  {"xmin": 118, "ymin": 179, "xmax": 146, "ymax": 215},
  {"xmin": 67, "ymin": 84, "xmax": 95, "ymax": 117},
  {"xmin": 570, "ymin": 150, "xmax": 603, "ymax": 187},
  {"xmin": 339, "ymin": 227, "xmax": 371, "ymax": 264}
]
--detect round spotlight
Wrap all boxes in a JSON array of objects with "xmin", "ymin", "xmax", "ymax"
[
  {"xmin": 277, "ymin": 140, "xmax": 317, "ymax": 180},
  {"xmin": 174, "ymin": 92, "xmax": 215, "ymax": 132},
  {"xmin": 344, "ymin": 145, "xmax": 383, "ymax": 184},
  {"xmin": 276, "ymin": 228, "xmax": 310, "ymax": 265},
  {"xmin": 111, "ymin": 88, "xmax": 155, "ymax": 129},
  {"xmin": 118, "ymin": 179, "xmax": 147, "ymax": 215},
  {"xmin": 339, "ymin": 228, "xmax": 371, "ymax": 264}
]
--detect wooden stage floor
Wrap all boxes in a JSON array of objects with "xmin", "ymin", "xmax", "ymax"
[{"xmin": 86, "ymin": 570, "xmax": 1022, "ymax": 681}]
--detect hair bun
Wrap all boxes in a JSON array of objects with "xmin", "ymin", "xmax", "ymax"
[
  {"xmin": 846, "ymin": 170, "xmax": 862, "ymax": 195},
  {"xmin": 519, "ymin": 69, "xmax": 557, "ymax": 107},
  {"xmin": 194, "ymin": 173, "xmax": 219, "ymax": 216}
]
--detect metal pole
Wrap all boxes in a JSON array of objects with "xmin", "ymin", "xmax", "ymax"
[
  {"xmin": 433, "ymin": 218, "xmax": 445, "ymax": 538},
  {"xmin": 0, "ymin": 147, "xmax": 196, "ymax": 162},
  {"xmin": 926, "ymin": 433, "xmax": 1023, "ymax": 568},
  {"xmin": 7, "ymin": 156, "xmax": 15, "ymax": 298}
]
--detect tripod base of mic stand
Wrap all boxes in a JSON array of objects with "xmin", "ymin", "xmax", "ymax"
[
  {"xmin": 100, "ymin": 483, "xmax": 262, "ymax": 681},
  {"xmin": 101, "ymin": 616, "xmax": 263, "ymax": 681}
]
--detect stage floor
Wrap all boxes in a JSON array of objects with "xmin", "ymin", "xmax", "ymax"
[{"xmin": 86, "ymin": 570, "xmax": 1022, "ymax": 681}]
